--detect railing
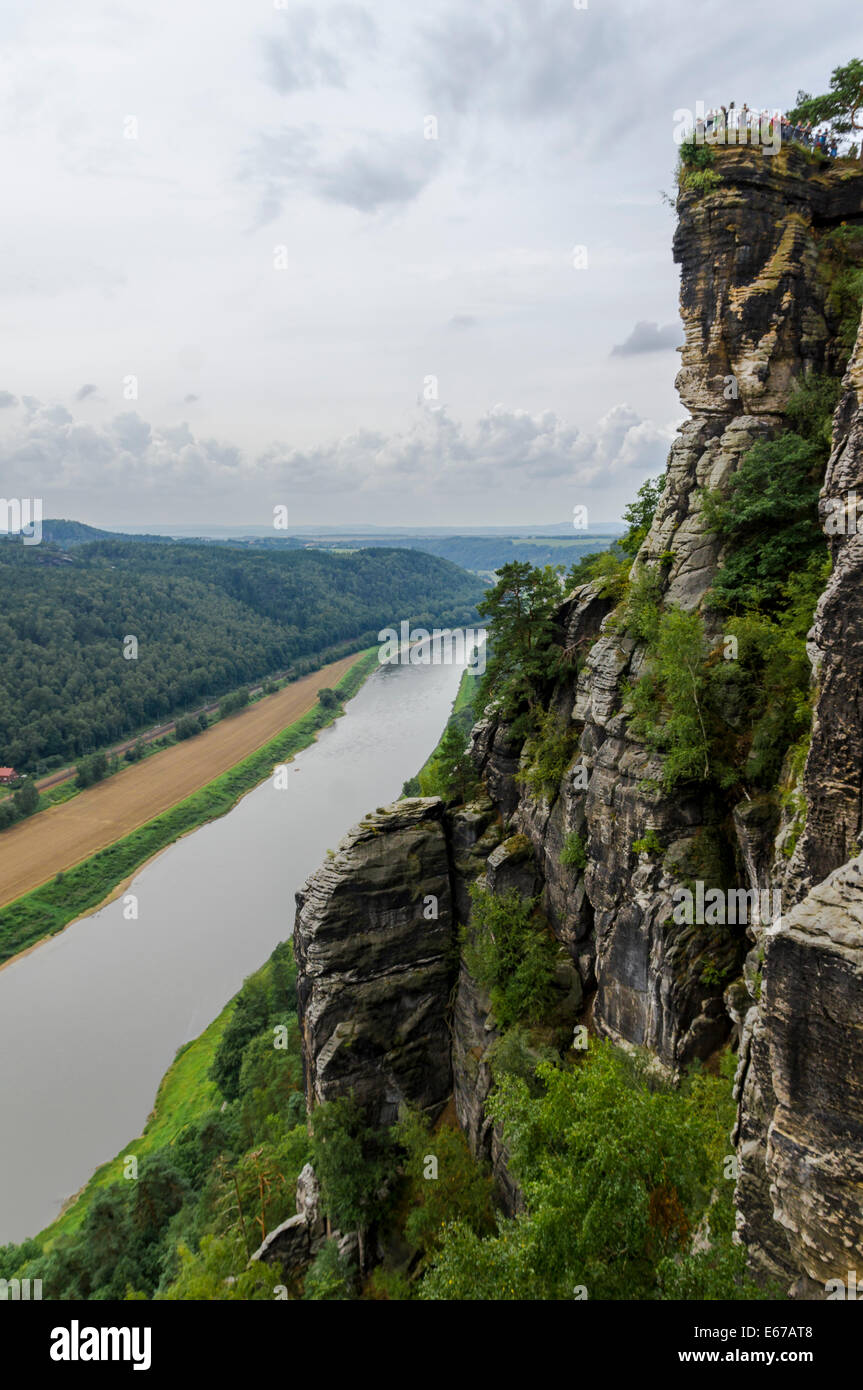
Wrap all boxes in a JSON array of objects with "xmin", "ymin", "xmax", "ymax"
[{"xmin": 698, "ymin": 110, "xmax": 846, "ymax": 158}]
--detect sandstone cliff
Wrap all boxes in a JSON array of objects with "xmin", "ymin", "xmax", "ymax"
[{"xmin": 292, "ymin": 145, "xmax": 863, "ymax": 1297}]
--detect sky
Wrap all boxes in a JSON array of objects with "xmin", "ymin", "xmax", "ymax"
[{"xmin": 0, "ymin": 0, "xmax": 855, "ymax": 530}]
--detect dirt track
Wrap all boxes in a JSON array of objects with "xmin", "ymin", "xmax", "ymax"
[{"xmin": 0, "ymin": 654, "xmax": 359, "ymax": 909}]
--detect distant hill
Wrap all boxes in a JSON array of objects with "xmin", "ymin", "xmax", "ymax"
[
  {"xmin": 34, "ymin": 519, "xmax": 188, "ymax": 547},
  {"xmin": 295, "ymin": 533, "xmax": 619, "ymax": 574},
  {"xmin": 0, "ymin": 540, "xmax": 486, "ymax": 771},
  {"xmin": 25, "ymin": 519, "xmax": 618, "ymax": 577}
]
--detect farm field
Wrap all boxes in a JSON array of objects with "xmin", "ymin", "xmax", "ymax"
[{"xmin": 0, "ymin": 653, "xmax": 358, "ymax": 910}]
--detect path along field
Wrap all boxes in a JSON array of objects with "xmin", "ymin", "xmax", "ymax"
[{"xmin": 0, "ymin": 653, "xmax": 358, "ymax": 910}]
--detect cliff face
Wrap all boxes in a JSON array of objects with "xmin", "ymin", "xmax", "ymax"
[
  {"xmin": 736, "ymin": 315, "xmax": 863, "ymax": 1292},
  {"xmin": 292, "ymin": 146, "xmax": 863, "ymax": 1297},
  {"xmin": 294, "ymin": 796, "xmax": 503, "ymax": 1127},
  {"xmin": 788, "ymin": 318, "xmax": 863, "ymax": 894},
  {"xmin": 474, "ymin": 147, "xmax": 863, "ymax": 1075},
  {"xmin": 294, "ymin": 799, "xmax": 458, "ymax": 1127},
  {"xmin": 735, "ymin": 855, "xmax": 863, "ymax": 1293}
]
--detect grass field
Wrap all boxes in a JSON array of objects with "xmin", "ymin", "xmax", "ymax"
[{"xmin": 0, "ymin": 651, "xmax": 377, "ymax": 964}]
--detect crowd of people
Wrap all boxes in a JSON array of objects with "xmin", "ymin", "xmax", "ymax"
[{"xmin": 698, "ymin": 102, "xmax": 851, "ymax": 158}]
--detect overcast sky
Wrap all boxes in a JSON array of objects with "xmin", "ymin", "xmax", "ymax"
[{"xmin": 0, "ymin": 0, "xmax": 854, "ymax": 530}]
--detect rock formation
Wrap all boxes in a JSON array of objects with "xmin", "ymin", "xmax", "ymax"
[{"xmin": 292, "ymin": 145, "xmax": 863, "ymax": 1297}]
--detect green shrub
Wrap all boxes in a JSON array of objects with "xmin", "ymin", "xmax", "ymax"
[
  {"xmin": 702, "ymin": 432, "xmax": 824, "ymax": 615},
  {"xmin": 817, "ymin": 222, "xmax": 863, "ymax": 360},
  {"xmin": 518, "ymin": 707, "xmax": 580, "ymax": 801},
  {"xmin": 392, "ymin": 1108, "xmax": 495, "ymax": 1267},
  {"xmin": 303, "ymin": 1240, "xmax": 355, "ymax": 1300},
  {"xmin": 626, "ymin": 607, "xmax": 712, "ymax": 790},
  {"xmin": 622, "ymin": 565, "xmax": 663, "ymax": 644},
  {"xmin": 12, "ymin": 777, "xmax": 39, "ymax": 817},
  {"xmin": 559, "ymin": 831, "xmax": 587, "ymax": 871},
  {"xmin": 218, "ymin": 688, "xmax": 250, "ymax": 718},
  {"xmin": 421, "ymin": 1043, "xmax": 771, "ymax": 1302},
  {"xmin": 632, "ymin": 828, "xmax": 664, "ymax": 856},
  {"xmin": 75, "ymin": 751, "xmax": 108, "ymax": 789},
  {"xmin": 461, "ymin": 885, "xmax": 558, "ymax": 1029},
  {"xmin": 309, "ymin": 1096, "xmax": 399, "ymax": 1240}
]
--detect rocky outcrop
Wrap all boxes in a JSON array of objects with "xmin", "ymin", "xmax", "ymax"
[
  {"xmin": 294, "ymin": 799, "xmax": 457, "ymax": 1127},
  {"xmin": 249, "ymin": 1164, "xmax": 326, "ymax": 1278},
  {"xmin": 787, "ymin": 317, "xmax": 863, "ymax": 897},
  {"xmin": 735, "ymin": 857, "xmax": 863, "ymax": 1293},
  {"xmin": 466, "ymin": 149, "xmax": 863, "ymax": 1287},
  {"xmin": 290, "ymin": 147, "xmax": 863, "ymax": 1297},
  {"xmin": 294, "ymin": 796, "xmax": 502, "ymax": 1128},
  {"xmin": 470, "ymin": 148, "xmax": 863, "ymax": 1073},
  {"xmin": 673, "ymin": 146, "xmax": 858, "ymax": 423},
  {"xmin": 735, "ymin": 313, "xmax": 863, "ymax": 1292}
]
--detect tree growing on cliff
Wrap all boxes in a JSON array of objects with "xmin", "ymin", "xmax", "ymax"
[
  {"xmin": 309, "ymin": 1097, "xmax": 398, "ymax": 1271},
  {"xmin": 420, "ymin": 1043, "xmax": 769, "ymax": 1301},
  {"xmin": 477, "ymin": 562, "xmax": 564, "ymax": 725},
  {"xmin": 790, "ymin": 59, "xmax": 863, "ymax": 157},
  {"xmin": 419, "ymin": 722, "xmax": 478, "ymax": 803},
  {"xmin": 619, "ymin": 473, "xmax": 665, "ymax": 558}
]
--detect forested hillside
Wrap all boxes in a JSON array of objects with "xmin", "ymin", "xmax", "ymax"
[
  {"xmin": 0, "ymin": 540, "xmax": 484, "ymax": 770},
  {"xmin": 33, "ymin": 519, "xmax": 619, "ymax": 576}
]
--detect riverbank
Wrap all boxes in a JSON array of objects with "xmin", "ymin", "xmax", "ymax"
[
  {"xmin": 34, "ymin": 993, "xmax": 237, "ymax": 1248},
  {"xmin": 0, "ymin": 650, "xmax": 378, "ymax": 965}
]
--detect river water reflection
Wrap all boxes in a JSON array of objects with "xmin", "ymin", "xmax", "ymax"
[{"xmin": 0, "ymin": 656, "xmax": 467, "ymax": 1242}]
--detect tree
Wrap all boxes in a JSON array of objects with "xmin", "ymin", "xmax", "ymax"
[
  {"xmin": 420, "ymin": 1043, "xmax": 765, "ymax": 1302},
  {"xmin": 393, "ymin": 1108, "xmax": 495, "ymax": 1267},
  {"xmin": 619, "ymin": 474, "xmax": 665, "ymax": 557},
  {"xmin": 477, "ymin": 562, "xmax": 565, "ymax": 723},
  {"xmin": 461, "ymin": 885, "xmax": 558, "ymax": 1029},
  {"xmin": 303, "ymin": 1239, "xmax": 355, "ymax": 1299},
  {"xmin": 13, "ymin": 777, "xmax": 39, "ymax": 817},
  {"xmin": 628, "ymin": 607, "xmax": 712, "ymax": 790},
  {"xmin": 309, "ymin": 1097, "xmax": 398, "ymax": 1270},
  {"xmin": 210, "ymin": 974, "xmax": 270, "ymax": 1101},
  {"xmin": 317, "ymin": 687, "xmax": 340, "ymax": 710},
  {"xmin": 75, "ymin": 751, "xmax": 108, "ymax": 789},
  {"xmin": 702, "ymin": 433, "xmax": 823, "ymax": 614},
  {"xmin": 790, "ymin": 60, "xmax": 863, "ymax": 158},
  {"xmin": 419, "ymin": 722, "xmax": 477, "ymax": 803}
]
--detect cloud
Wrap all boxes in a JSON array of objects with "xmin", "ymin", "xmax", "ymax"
[
  {"xmin": 242, "ymin": 126, "xmax": 443, "ymax": 219},
  {"xmin": 258, "ymin": 401, "xmax": 677, "ymax": 494},
  {"xmin": 262, "ymin": 5, "xmax": 377, "ymax": 94},
  {"xmin": 183, "ymin": 394, "xmax": 199, "ymax": 404},
  {"xmin": 448, "ymin": 314, "xmax": 477, "ymax": 330},
  {"xmin": 0, "ymin": 400, "xmax": 245, "ymax": 494},
  {"xmin": 414, "ymin": 0, "xmax": 624, "ymax": 134},
  {"xmin": 0, "ymin": 396, "xmax": 676, "ymax": 503},
  {"xmin": 611, "ymin": 321, "xmax": 683, "ymax": 355},
  {"xmin": 75, "ymin": 383, "xmax": 99, "ymax": 401},
  {"xmin": 0, "ymin": 392, "xmax": 18, "ymax": 409}
]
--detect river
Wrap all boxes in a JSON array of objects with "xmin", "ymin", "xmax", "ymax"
[{"xmin": 0, "ymin": 653, "xmax": 470, "ymax": 1243}]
